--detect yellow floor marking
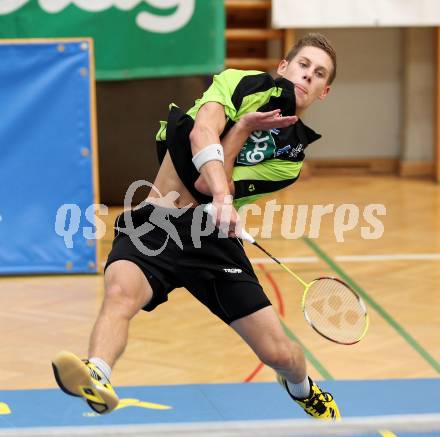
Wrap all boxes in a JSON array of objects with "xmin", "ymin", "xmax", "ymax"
[
  {"xmin": 115, "ymin": 398, "xmax": 172, "ymax": 411},
  {"xmin": 0, "ymin": 403, "xmax": 11, "ymax": 415},
  {"xmin": 379, "ymin": 430, "xmax": 397, "ymax": 437}
]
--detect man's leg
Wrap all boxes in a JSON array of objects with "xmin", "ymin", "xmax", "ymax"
[
  {"xmin": 230, "ymin": 306, "xmax": 307, "ymax": 383},
  {"xmin": 89, "ymin": 260, "xmax": 154, "ymax": 366},
  {"xmin": 52, "ymin": 260, "xmax": 153, "ymax": 414},
  {"xmin": 230, "ymin": 306, "xmax": 340, "ymax": 420}
]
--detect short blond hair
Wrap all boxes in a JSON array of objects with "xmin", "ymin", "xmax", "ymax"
[{"xmin": 285, "ymin": 33, "xmax": 337, "ymax": 84}]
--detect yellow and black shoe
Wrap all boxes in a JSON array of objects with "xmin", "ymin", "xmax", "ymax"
[
  {"xmin": 277, "ymin": 374, "xmax": 341, "ymax": 420},
  {"xmin": 52, "ymin": 350, "xmax": 119, "ymax": 414}
]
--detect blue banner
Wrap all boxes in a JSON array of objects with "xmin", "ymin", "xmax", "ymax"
[{"xmin": 0, "ymin": 40, "xmax": 98, "ymax": 274}]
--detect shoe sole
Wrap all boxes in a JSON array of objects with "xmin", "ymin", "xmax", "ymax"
[{"xmin": 52, "ymin": 350, "xmax": 119, "ymax": 414}]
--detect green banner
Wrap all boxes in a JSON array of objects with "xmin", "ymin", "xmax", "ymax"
[{"xmin": 0, "ymin": 0, "xmax": 225, "ymax": 80}]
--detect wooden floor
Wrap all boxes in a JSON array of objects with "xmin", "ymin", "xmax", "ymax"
[{"xmin": 1, "ymin": 175, "xmax": 439, "ymax": 390}]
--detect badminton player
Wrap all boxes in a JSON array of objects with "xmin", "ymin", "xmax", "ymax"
[{"xmin": 52, "ymin": 33, "xmax": 340, "ymax": 420}]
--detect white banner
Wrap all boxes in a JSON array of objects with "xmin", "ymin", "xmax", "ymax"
[{"xmin": 272, "ymin": 0, "xmax": 440, "ymax": 28}]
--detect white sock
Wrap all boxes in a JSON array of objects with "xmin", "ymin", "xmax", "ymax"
[
  {"xmin": 89, "ymin": 357, "xmax": 112, "ymax": 380},
  {"xmin": 286, "ymin": 376, "xmax": 311, "ymax": 399}
]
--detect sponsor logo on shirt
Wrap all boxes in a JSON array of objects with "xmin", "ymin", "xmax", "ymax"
[
  {"xmin": 237, "ymin": 130, "xmax": 276, "ymax": 165},
  {"xmin": 275, "ymin": 143, "xmax": 304, "ymax": 158}
]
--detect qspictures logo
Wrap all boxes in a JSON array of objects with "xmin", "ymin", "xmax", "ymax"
[{"xmin": 54, "ymin": 180, "xmax": 387, "ymax": 255}]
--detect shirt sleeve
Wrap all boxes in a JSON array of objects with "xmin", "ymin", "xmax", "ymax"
[{"xmin": 186, "ymin": 69, "xmax": 266, "ymax": 121}]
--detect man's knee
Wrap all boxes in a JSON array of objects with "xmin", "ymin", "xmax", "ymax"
[
  {"xmin": 103, "ymin": 261, "xmax": 154, "ymax": 314},
  {"xmin": 258, "ymin": 341, "xmax": 295, "ymax": 370},
  {"xmin": 105, "ymin": 282, "xmax": 126, "ymax": 302},
  {"xmin": 103, "ymin": 282, "xmax": 147, "ymax": 317}
]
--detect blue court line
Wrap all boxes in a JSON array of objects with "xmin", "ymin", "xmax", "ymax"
[{"xmin": 0, "ymin": 379, "xmax": 438, "ymax": 430}]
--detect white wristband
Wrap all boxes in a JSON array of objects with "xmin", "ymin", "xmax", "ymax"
[{"xmin": 192, "ymin": 143, "xmax": 224, "ymax": 172}]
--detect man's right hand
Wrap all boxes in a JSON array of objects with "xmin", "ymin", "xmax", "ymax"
[{"xmin": 208, "ymin": 196, "xmax": 241, "ymax": 238}]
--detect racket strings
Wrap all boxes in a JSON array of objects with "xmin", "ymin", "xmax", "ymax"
[{"xmin": 303, "ymin": 278, "xmax": 367, "ymax": 344}]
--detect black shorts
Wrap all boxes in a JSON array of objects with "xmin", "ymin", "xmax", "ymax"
[{"xmin": 105, "ymin": 203, "xmax": 271, "ymax": 324}]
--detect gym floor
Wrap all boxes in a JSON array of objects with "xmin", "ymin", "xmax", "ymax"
[{"xmin": 1, "ymin": 176, "xmax": 439, "ymax": 436}]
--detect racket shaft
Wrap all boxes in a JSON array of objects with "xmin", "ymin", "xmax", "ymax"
[{"xmin": 253, "ymin": 242, "xmax": 308, "ymax": 287}]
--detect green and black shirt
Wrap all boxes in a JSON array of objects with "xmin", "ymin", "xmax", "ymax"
[{"xmin": 156, "ymin": 69, "xmax": 321, "ymax": 208}]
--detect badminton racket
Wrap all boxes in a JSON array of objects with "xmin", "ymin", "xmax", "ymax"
[{"xmin": 205, "ymin": 204, "xmax": 369, "ymax": 345}]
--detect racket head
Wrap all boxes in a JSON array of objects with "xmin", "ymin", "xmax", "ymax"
[{"xmin": 301, "ymin": 277, "xmax": 369, "ymax": 345}]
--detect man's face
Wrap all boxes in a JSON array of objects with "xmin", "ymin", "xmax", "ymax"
[{"xmin": 277, "ymin": 46, "xmax": 333, "ymax": 115}]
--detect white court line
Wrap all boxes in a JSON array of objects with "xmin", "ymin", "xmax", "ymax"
[
  {"xmin": 249, "ymin": 253, "xmax": 440, "ymax": 264},
  {"xmin": 336, "ymin": 253, "xmax": 440, "ymax": 262},
  {"xmin": 250, "ymin": 256, "xmax": 319, "ymax": 264},
  {"xmin": 1, "ymin": 413, "xmax": 440, "ymax": 436}
]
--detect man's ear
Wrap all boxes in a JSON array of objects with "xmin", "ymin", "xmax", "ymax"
[
  {"xmin": 318, "ymin": 85, "xmax": 331, "ymax": 101},
  {"xmin": 277, "ymin": 59, "xmax": 288, "ymax": 76}
]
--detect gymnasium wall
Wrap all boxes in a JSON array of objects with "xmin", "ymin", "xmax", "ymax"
[
  {"xmin": 96, "ymin": 76, "xmax": 208, "ymax": 205},
  {"xmin": 298, "ymin": 27, "xmax": 434, "ymax": 162},
  {"xmin": 402, "ymin": 28, "xmax": 435, "ymax": 162}
]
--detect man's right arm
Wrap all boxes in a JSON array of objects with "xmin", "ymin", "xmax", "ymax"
[
  {"xmin": 189, "ymin": 102, "xmax": 228, "ymax": 198},
  {"xmin": 189, "ymin": 101, "xmax": 241, "ymax": 237}
]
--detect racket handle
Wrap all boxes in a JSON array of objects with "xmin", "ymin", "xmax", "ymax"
[{"xmin": 203, "ymin": 203, "xmax": 255, "ymax": 244}]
